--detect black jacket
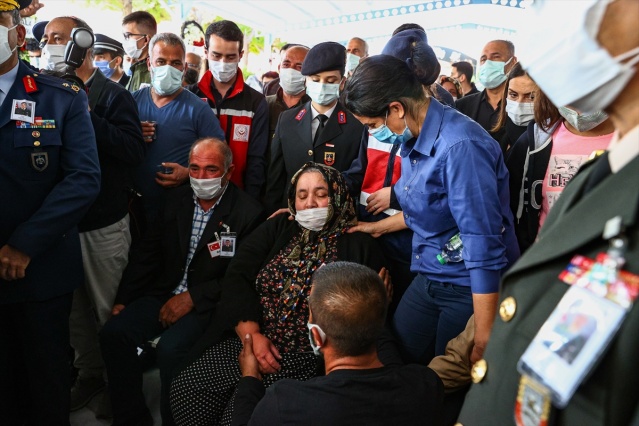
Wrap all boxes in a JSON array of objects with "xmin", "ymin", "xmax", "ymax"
[
  {"xmin": 505, "ymin": 121, "xmax": 556, "ymax": 253},
  {"xmin": 454, "ymin": 90, "xmax": 506, "ymax": 143},
  {"xmin": 114, "ymin": 183, "xmax": 265, "ymax": 326},
  {"xmin": 80, "ymin": 69, "xmax": 145, "ymax": 232},
  {"xmin": 265, "ymin": 101, "xmax": 363, "ymax": 213}
]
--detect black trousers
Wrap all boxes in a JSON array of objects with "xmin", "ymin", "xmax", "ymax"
[{"xmin": 0, "ymin": 292, "xmax": 73, "ymax": 426}]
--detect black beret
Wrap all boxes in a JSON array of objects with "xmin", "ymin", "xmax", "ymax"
[
  {"xmin": 382, "ymin": 29, "xmax": 440, "ymax": 86},
  {"xmin": 94, "ymin": 34, "xmax": 125, "ymax": 56},
  {"xmin": 301, "ymin": 41, "xmax": 346, "ymax": 76},
  {"xmin": 31, "ymin": 20, "xmax": 48, "ymax": 42},
  {"xmin": 0, "ymin": 0, "xmax": 32, "ymax": 11}
]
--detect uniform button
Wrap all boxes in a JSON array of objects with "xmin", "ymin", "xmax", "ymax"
[
  {"xmin": 471, "ymin": 359, "xmax": 487, "ymax": 383},
  {"xmin": 499, "ymin": 296, "xmax": 517, "ymax": 322},
  {"xmin": 34, "ymin": 141, "xmax": 41, "ymax": 147},
  {"xmin": 404, "ymin": 213, "xmax": 409, "ymax": 219},
  {"xmin": 404, "ymin": 186, "xmax": 408, "ymax": 191},
  {"xmin": 412, "ymin": 159, "xmax": 417, "ymax": 164},
  {"xmin": 415, "ymin": 255, "xmax": 419, "ymax": 259},
  {"xmin": 308, "ymin": 150, "xmax": 313, "ymax": 156},
  {"xmin": 32, "ymin": 131, "xmax": 40, "ymax": 138}
]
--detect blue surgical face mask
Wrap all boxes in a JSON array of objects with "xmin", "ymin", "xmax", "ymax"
[
  {"xmin": 478, "ymin": 57, "xmax": 513, "ymax": 89},
  {"xmin": 151, "ymin": 64, "xmax": 183, "ymax": 96},
  {"xmin": 93, "ymin": 58, "xmax": 116, "ymax": 79},
  {"xmin": 368, "ymin": 111, "xmax": 413, "ymax": 145}
]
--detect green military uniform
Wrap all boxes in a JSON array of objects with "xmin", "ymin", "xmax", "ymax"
[
  {"xmin": 126, "ymin": 58, "xmax": 150, "ymax": 92},
  {"xmin": 458, "ymin": 153, "xmax": 639, "ymax": 425}
]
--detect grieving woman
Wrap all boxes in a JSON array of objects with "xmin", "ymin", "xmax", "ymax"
[{"xmin": 170, "ymin": 163, "xmax": 385, "ymax": 426}]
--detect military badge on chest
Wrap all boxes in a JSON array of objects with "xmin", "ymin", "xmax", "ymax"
[
  {"xmin": 324, "ymin": 151, "xmax": 335, "ymax": 166},
  {"xmin": 31, "ymin": 151, "xmax": 49, "ymax": 172}
]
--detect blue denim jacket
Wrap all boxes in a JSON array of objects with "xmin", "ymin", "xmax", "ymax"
[{"xmin": 396, "ymin": 99, "xmax": 520, "ymax": 293}]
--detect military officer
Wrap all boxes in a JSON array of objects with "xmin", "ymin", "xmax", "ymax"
[
  {"xmin": 265, "ymin": 41, "xmax": 364, "ymax": 213},
  {"xmin": 458, "ymin": 1, "xmax": 639, "ymax": 425},
  {"xmin": 0, "ymin": 1, "xmax": 101, "ymax": 425}
]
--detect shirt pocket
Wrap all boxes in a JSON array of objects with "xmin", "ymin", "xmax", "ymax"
[{"xmin": 14, "ymin": 130, "xmax": 62, "ymax": 181}]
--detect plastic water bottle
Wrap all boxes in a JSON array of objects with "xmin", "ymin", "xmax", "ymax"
[{"xmin": 437, "ymin": 232, "xmax": 463, "ymax": 264}]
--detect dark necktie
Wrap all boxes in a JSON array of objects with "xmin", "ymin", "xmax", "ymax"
[{"xmin": 314, "ymin": 114, "xmax": 328, "ymax": 144}]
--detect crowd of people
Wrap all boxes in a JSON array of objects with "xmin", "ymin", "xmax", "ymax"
[{"xmin": 1, "ymin": 0, "xmax": 638, "ymax": 425}]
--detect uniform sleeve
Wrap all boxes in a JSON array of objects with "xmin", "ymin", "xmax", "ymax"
[
  {"xmin": 443, "ymin": 139, "xmax": 507, "ymax": 294},
  {"xmin": 8, "ymin": 91, "xmax": 101, "ymax": 259},
  {"xmin": 90, "ymin": 88, "xmax": 145, "ymax": 166},
  {"xmin": 341, "ymin": 127, "xmax": 368, "ymax": 197},
  {"xmin": 264, "ymin": 112, "xmax": 288, "ymax": 214},
  {"xmin": 244, "ymin": 97, "xmax": 269, "ymax": 199}
]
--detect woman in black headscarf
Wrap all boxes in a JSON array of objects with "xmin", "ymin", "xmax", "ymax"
[{"xmin": 170, "ymin": 162, "xmax": 385, "ymax": 426}]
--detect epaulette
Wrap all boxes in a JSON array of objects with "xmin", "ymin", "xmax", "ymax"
[{"xmin": 27, "ymin": 72, "xmax": 82, "ymax": 95}]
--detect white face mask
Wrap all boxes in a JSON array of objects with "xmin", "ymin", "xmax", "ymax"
[
  {"xmin": 0, "ymin": 25, "xmax": 17, "ymax": 65},
  {"xmin": 505, "ymin": 99, "xmax": 535, "ymax": 127},
  {"xmin": 305, "ymin": 81, "xmax": 340, "ymax": 106},
  {"xmin": 41, "ymin": 44, "xmax": 68, "ymax": 73},
  {"xmin": 190, "ymin": 176, "xmax": 225, "ymax": 200},
  {"xmin": 279, "ymin": 67, "xmax": 305, "ymax": 95},
  {"xmin": 209, "ymin": 60, "xmax": 238, "ymax": 83},
  {"xmin": 307, "ymin": 323, "xmax": 326, "ymax": 356},
  {"xmin": 345, "ymin": 52, "xmax": 361, "ymax": 74},
  {"xmin": 521, "ymin": 0, "xmax": 639, "ymax": 114},
  {"xmin": 123, "ymin": 37, "xmax": 146, "ymax": 60},
  {"xmin": 151, "ymin": 65, "xmax": 183, "ymax": 96},
  {"xmin": 295, "ymin": 206, "xmax": 329, "ymax": 231},
  {"xmin": 558, "ymin": 106, "xmax": 609, "ymax": 132}
]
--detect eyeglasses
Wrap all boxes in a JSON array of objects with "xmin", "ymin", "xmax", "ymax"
[{"xmin": 123, "ymin": 33, "xmax": 146, "ymax": 40}]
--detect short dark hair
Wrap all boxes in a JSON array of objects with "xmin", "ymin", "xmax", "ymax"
[
  {"xmin": 452, "ymin": 61, "xmax": 474, "ymax": 82},
  {"xmin": 392, "ymin": 23, "xmax": 425, "ymax": 36},
  {"xmin": 122, "ymin": 11, "xmax": 157, "ymax": 35},
  {"xmin": 205, "ymin": 20, "xmax": 243, "ymax": 53},
  {"xmin": 262, "ymin": 71, "xmax": 278, "ymax": 80},
  {"xmin": 25, "ymin": 38, "xmax": 40, "ymax": 52},
  {"xmin": 342, "ymin": 54, "xmax": 426, "ymax": 119},
  {"xmin": 309, "ymin": 262, "xmax": 387, "ymax": 357},
  {"xmin": 183, "ymin": 68, "xmax": 199, "ymax": 85}
]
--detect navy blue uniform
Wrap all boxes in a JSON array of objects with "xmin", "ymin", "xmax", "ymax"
[{"xmin": 0, "ymin": 61, "xmax": 101, "ymax": 425}]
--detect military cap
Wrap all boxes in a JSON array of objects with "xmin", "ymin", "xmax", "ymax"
[
  {"xmin": 94, "ymin": 34, "xmax": 125, "ymax": 57},
  {"xmin": 382, "ymin": 28, "xmax": 441, "ymax": 86},
  {"xmin": 301, "ymin": 41, "xmax": 346, "ymax": 76},
  {"xmin": 31, "ymin": 20, "xmax": 48, "ymax": 42},
  {"xmin": 0, "ymin": 0, "xmax": 32, "ymax": 11}
]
